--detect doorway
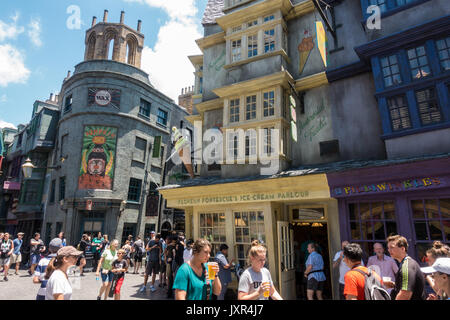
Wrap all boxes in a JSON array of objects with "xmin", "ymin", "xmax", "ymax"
[{"xmin": 293, "ymin": 223, "xmax": 332, "ymax": 300}]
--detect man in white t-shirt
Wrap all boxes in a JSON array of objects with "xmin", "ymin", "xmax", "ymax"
[{"xmin": 333, "ymin": 240, "xmax": 365, "ymax": 300}]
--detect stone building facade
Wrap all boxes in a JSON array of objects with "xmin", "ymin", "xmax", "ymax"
[{"xmin": 41, "ymin": 11, "xmax": 190, "ymax": 245}]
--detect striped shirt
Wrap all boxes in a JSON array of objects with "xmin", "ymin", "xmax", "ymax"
[
  {"xmin": 34, "ymin": 254, "xmax": 56, "ymax": 298},
  {"xmin": 393, "ymin": 256, "xmax": 426, "ymax": 300}
]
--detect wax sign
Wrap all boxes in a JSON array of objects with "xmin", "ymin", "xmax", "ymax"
[{"xmin": 88, "ymin": 88, "xmax": 121, "ymax": 108}]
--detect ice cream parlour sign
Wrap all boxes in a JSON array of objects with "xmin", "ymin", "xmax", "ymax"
[
  {"xmin": 175, "ymin": 190, "xmax": 311, "ymax": 206},
  {"xmin": 88, "ymin": 88, "xmax": 121, "ymax": 108}
]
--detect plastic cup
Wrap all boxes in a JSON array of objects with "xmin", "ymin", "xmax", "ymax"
[
  {"xmin": 383, "ymin": 277, "xmax": 391, "ymax": 282},
  {"xmin": 207, "ymin": 262, "xmax": 217, "ymax": 280},
  {"xmin": 262, "ymin": 282, "xmax": 270, "ymax": 298}
]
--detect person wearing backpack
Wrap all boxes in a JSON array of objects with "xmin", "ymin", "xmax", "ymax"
[
  {"xmin": 132, "ymin": 236, "xmax": 145, "ymax": 274},
  {"xmin": 0, "ymin": 233, "xmax": 14, "ymax": 281},
  {"xmin": 343, "ymin": 243, "xmax": 390, "ymax": 300}
]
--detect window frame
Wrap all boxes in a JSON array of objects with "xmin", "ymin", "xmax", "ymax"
[
  {"xmin": 127, "ymin": 178, "xmax": 142, "ymax": 203},
  {"xmin": 199, "ymin": 212, "xmax": 227, "ymax": 255},
  {"xmin": 229, "ymin": 98, "xmax": 240, "ymax": 123},
  {"xmin": 156, "ymin": 108, "xmax": 168, "ymax": 127},
  {"xmin": 139, "ymin": 98, "xmax": 151, "ymax": 118},
  {"xmin": 264, "ymin": 29, "xmax": 275, "ymax": 54},
  {"xmin": 234, "ymin": 211, "xmax": 265, "ymax": 268}
]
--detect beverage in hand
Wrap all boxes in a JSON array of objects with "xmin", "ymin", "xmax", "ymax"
[
  {"xmin": 208, "ymin": 262, "xmax": 217, "ymax": 280},
  {"xmin": 262, "ymin": 282, "xmax": 270, "ymax": 298}
]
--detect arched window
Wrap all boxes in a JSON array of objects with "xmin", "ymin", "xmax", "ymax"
[
  {"xmin": 86, "ymin": 33, "xmax": 96, "ymax": 60},
  {"xmin": 107, "ymin": 38, "xmax": 114, "ymax": 60},
  {"xmin": 104, "ymin": 29, "xmax": 118, "ymax": 61},
  {"xmin": 126, "ymin": 34, "xmax": 138, "ymax": 65}
]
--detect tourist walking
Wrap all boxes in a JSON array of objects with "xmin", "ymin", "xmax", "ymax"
[
  {"xmin": 100, "ymin": 235, "xmax": 110, "ymax": 254},
  {"xmin": 96, "ymin": 239, "xmax": 119, "ymax": 300},
  {"xmin": 384, "ymin": 235, "xmax": 426, "ymax": 300},
  {"xmin": 77, "ymin": 234, "xmax": 91, "ymax": 276},
  {"xmin": 424, "ymin": 241, "xmax": 450, "ymax": 298},
  {"xmin": 92, "ymin": 232, "xmax": 103, "ymax": 268},
  {"xmin": 122, "ymin": 240, "xmax": 132, "ymax": 273},
  {"xmin": 421, "ymin": 257, "xmax": 450, "ymax": 300},
  {"xmin": 173, "ymin": 239, "xmax": 221, "ymax": 300},
  {"xmin": 132, "ymin": 236, "xmax": 145, "ymax": 274},
  {"xmin": 10, "ymin": 232, "xmax": 24, "ymax": 275},
  {"xmin": 111, "ymin": 249, "xmax": 129, "ymax": 300},
  {"xmin": 45, "ymin": 246, "xmax": 83, "ymax": 300},
  {"xmin": 165, "ymin": 235, "xmax": 177, "ymax": 298},
  {"xmin": 0, "ymin": 233, "xmax": 14, "ymax": 281},
  {"xmin": 140, "ymin": 233, "xmax": 162, "ymax": 293},
  {"xmin": 343, "ymin": 243, "xmax": 385, "ymax": 300},
  {"xmin": 57, "ymin": 232, "xmax": 67, "ymax": 247},
  {"xmin": 238, "ymin": 240, "xmax": 283, "ymax": 300},
  {"xmin": 33, "ymin": 238, "xmax": 63, "ymax": 300},
  {"xmin": 367, "ymin": 242, "xmax": 398, "ymax": 294},
  {"xmin": 159, "ymin": 235, "xmax": 167, "ymax": 288},
  {"xmin": 183, "ymin": 239, "xmax": 193, "ymax": 263},
  {"xmin": 29, "ymin": 233, "xmax": 45, "ymax": 275},
  {"xmin": 304, "ymin": 242, "xmax": 326, "ymax": 300},
  {"xmin": 215, "ymin": 244, "xmax": 235, "ymax": 300}
]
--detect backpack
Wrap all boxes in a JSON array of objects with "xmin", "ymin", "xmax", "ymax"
[{"xmin": 354, "ymin": 268, "xmax": 391, "ymax": 300}]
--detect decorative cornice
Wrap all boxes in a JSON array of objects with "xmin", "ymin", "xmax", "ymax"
[
  {"xmin": 355, "ymin": 15, "xmax": 450, "ymax": 61},
  {"xmin": 188, "ymin": 55, "xmax": 203, "ymax": 66},
  {"xmin": 196, "ymin": 32, "xmax": 226, "ymax": 52},
  {"xmin": 185, "ymin": 114, "xmax": 203, "ymax": 124},
  {"xmin": 224, "ymin": 49, "xmax": 290, "ymax": 69},
  {"xmin": 213, "ymin": 70, "xmax": 295, "ymax": 97},
  {"xmin": 294, "ymin": 72, "xmax": 328, "ymax": 91},
  {"xmin": 196, "ymin": 98, "xmax": 223, "ymax": 113}
]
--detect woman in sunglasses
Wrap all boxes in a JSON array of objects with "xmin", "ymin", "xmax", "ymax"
[
  {"xmin": 421, "ymin": 257, "xmax": 450, "ymax": 300},
  {"xmin": 111, "ymin": 249, "xmax": 129, "ymax": 300}
]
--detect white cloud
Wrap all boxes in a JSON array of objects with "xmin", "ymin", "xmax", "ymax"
[
  {"xmin": 126, "ymin": 0, "xmax": 202, "ymax": 101},
  {"xmin": 0, "ymin": 44, "xmax": 31, "ymax": 86},
  {"xmin": 0, "ymin": 12, "xmax": 25, "ymax": 42},
  {"xmin": 0, "ymin": 120, "xmax": 17, "ymax": 129},
  {"xmin": 28, "ymin": 17, "xmax": 43, "ymax": 47},
  {"xmin": 0, "ymin": 94, "xmax": 7, "ymax": 103}
]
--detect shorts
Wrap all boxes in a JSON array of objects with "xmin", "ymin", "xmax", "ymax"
[
  {"xmin": 307, "ymin": 278, "xmax": 325, "ymax": 291},
  {"xmin": 114, "ymin": 277, "xmax": 124, "ymax": 294},
  {"xmin": 146, "ymin": 261, "xmax": 160, "ymax": 275},
  {"xmin": 31, "ymin": 254, "xmax": 41, "ymax": 265},
  {"xmin": 101, "ymin": 270, "xmax": 114, "ymax": 283},
  {"xmin": 134, "ymin": 255, "xmax": 143, "ymax": 263},
  {"xmin": 0, "ymin": 257, "xmax": 10, "ymax": 266},
  {"xmin": 160, "ymin": 260, "xmax": 166, "ymax": 272},
  {"xmin": 10, "ymin": 253, "xmax": 22, "ymax": 264}
]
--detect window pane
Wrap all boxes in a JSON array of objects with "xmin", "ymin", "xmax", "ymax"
[
  {"xmin": 412, "ymin": 200, "xmax": 425, "ymax": 219},
  {"xmin": 360, "ymin": 203, "xmax": 371, "ymax": 220},
  {"xmin": 349, "ymin": 203, "xmax": 358, "ymax": 220},
  {"xmin": 384, "ymin": 201, "xmax": 396, "ymax": 220},
  {"xmin": 386, "ymin": 221, "xmax": 397, "ymax": 238},
  {"xmin": 414, "ymin": 221, "xmax": 429, "ymax": 240},
  {"xmin": 439, "ymin": 199, "xmax": 450, "ymax": 219},
  {"xmin": 351, "ymin": 222, "xmax": 361, "ymax": 240},
  {"xmin": 429, "ymin": 220, "xmax": 444, "ymax": 240},
  {"xmin": 362, "ymin": 221, "xmax": 373, "ymax": 240},
  {"xmin": 373, "ymin": 221, "xmax": 386, "ymax": 240},
  {"xmin": 425, "ymin": 200, "xmax": 440, "ymax": 219},
  {"xmin": 372, "ymin": 203, "xmax": 383, "ymax": 220}
]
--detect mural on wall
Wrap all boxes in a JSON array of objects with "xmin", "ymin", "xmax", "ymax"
[
  {"xmin": 88, "ymin": 88, "xmax": 121, "ymax": 109},
  {"xmin": 78, "ymin": 126, "xmax": 117, "ymax": 190},
  {"xmin": 298, "ymin": 30, "xmax": 314, "ymax": 74},
  {"xmin": 299, "ymin": 99, "xmax": 327, "ymax": 142},
  {"xmin": 207, "ymin": 49, "xmax": 226, "ymax": 72}
]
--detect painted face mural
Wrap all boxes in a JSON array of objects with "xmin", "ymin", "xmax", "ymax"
[{"xmin": 78, "ymin": 126, "xmax": 117, "ymax": 190}]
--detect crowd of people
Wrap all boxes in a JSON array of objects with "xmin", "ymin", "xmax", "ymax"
[{"xmin": 1, "ymin": 230, "xmax": 449, "ymax": 301}]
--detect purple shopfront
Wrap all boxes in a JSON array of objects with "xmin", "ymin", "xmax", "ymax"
[{"xmin": 327, "ymin": 157, "xmax": 450, "ymax": 264}]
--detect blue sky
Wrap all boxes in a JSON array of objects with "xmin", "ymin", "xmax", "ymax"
[{"xmin": 0, "ymin": 0, "xmax": 207, "ymax": 129}]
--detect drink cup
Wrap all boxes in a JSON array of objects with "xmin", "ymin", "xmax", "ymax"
[
  {"xmin": 383, "ymin": 277, "xmax": 391, "ymax": 282},
  {"xmin": 208, "ymin": 262, "xmax": 217, "ymax": 280},
  {"xmin": 262, "ymin": 282, "xmax": 270, "ymax": 298}
]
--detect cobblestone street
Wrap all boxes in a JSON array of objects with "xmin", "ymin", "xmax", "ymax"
[{"xmin": 0, "ymin": 268, "xmax": 172, "ymax": 300}]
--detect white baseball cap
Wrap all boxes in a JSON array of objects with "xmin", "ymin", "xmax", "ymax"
[{"xmin": 421, "ymin": 257, "xmax": 450, "ymax": 275}]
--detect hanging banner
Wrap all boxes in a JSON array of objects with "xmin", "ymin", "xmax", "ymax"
[
  {"xmin": 78, "ymin": 126, "xmax": 117, "ymax": 190},
  {"xmin": 315, "ymin": 21, "xmax": 327, "ymax": 68}
]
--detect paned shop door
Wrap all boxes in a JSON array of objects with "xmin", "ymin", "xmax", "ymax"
[{"xmin": 277, "ymin": 221, "xmax": 295, "ymax": 300}]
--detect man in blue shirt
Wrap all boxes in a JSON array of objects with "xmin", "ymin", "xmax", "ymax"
[
  {"xmin": 304, "ymin": 242, "xmax": 326, "ymax": 300},
  {"xmin": 11, "ymin": 233, "xmax": 24, "ymax": 275},
  {"xmin": 215, "ymin": 244, "xmax": 235, "ymax": 300}
]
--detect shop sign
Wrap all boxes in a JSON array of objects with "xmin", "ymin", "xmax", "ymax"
[
  {"xmin": 175, "ymin": 190, "xmax": 310, "ymax": 206},
  {"xmin": 88, "ymin": 88, "xmax": 121, "ymax": 109},
  {"xmin": 332, "ymin": 177, "xmax": 446, "ymax": 197}
]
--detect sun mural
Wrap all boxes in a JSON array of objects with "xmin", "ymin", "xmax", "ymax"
[{"xmin": 78, "ymin": 126, "xmax": 117, "ymax": 190}]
